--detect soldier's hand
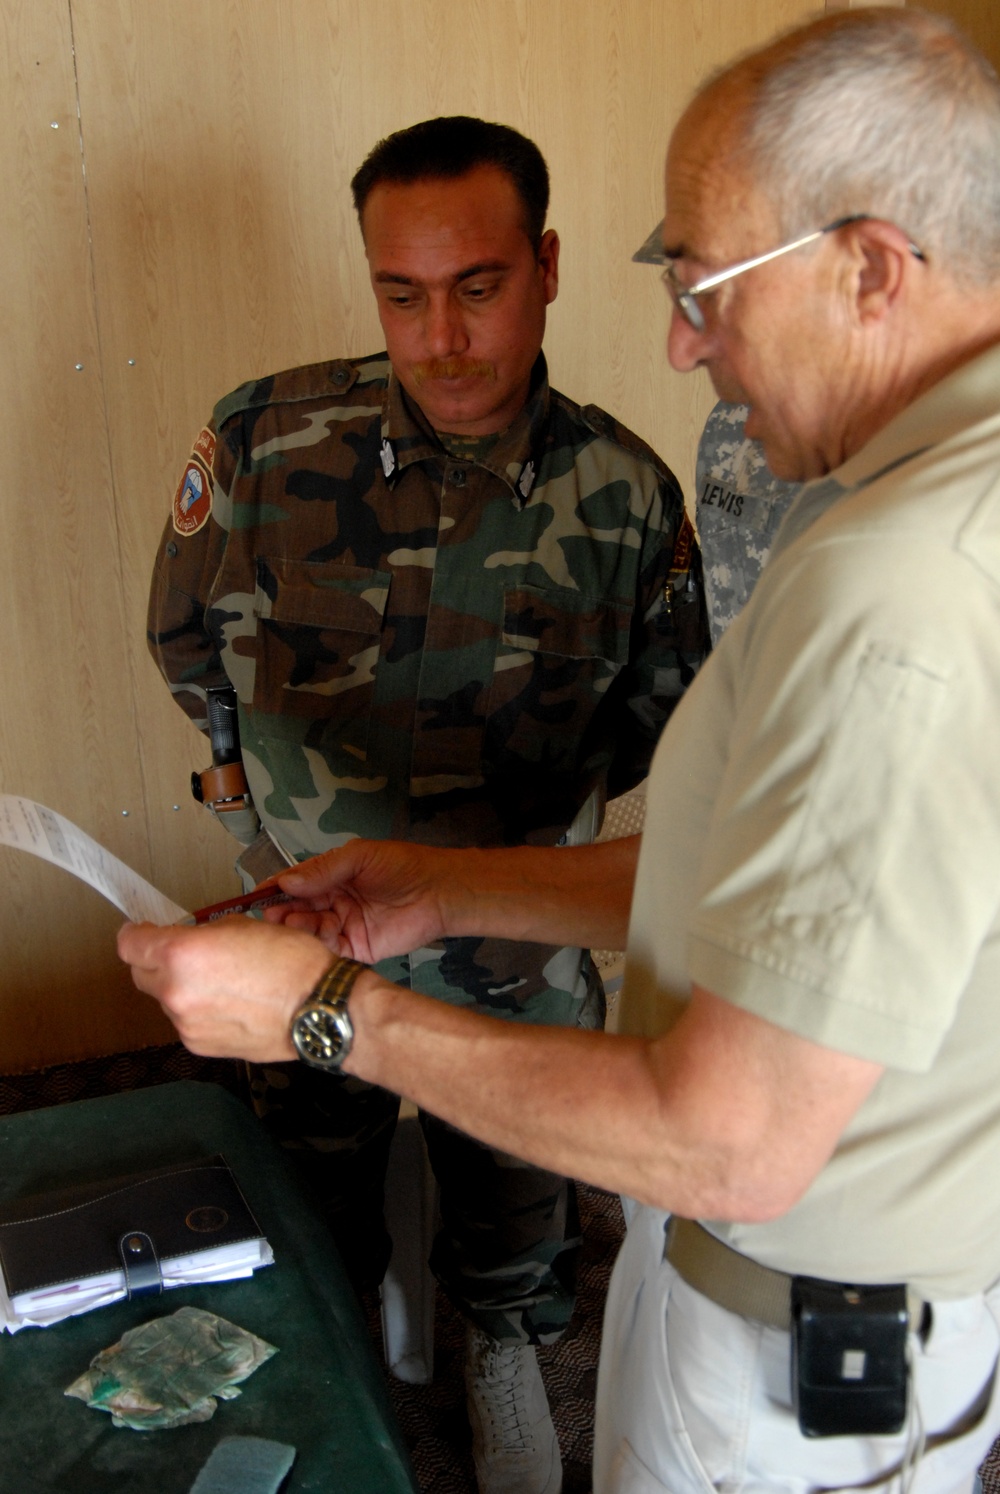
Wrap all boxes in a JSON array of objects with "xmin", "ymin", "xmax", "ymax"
[
  {"xmin": 266, "ymin": 839, "xmax": 453, "ymax": 962},
  {"xmin": 117, "ymin": 918, "xmax": 331, "ymax": 1061}
]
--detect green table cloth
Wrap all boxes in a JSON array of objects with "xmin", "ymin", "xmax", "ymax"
[{"xmin": 0, "ymin": 1080, "xmax": 418, "ymax": 1494}]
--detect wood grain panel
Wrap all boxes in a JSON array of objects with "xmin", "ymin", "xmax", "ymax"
[
  {"xmin": 917, "ymin": 0, "xmax": 1000, "ymax": 71},
  {"xmin": 0, "ymin": 0, "xmax": 815, "ymax": 1067},
  {"xmin": 0, "ymin": 0, "xmax": 174, "ymax": 1069},
  {"xmin": 74, "ymin": 0, "xmax": 820, "ymax": 500},
  {"xmin": 0, "ymin": 0, "xmax": 976, "ymax": 1070}
]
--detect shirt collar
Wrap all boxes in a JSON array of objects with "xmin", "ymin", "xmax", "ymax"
[
  {"xmin": 380, "ymin": 353, "xmax": 551, "ymax": 504},
  {"xmin": 832, "ymin": 340, "xmax": 1000, "ymax": 492},
  {"xmin": 771, "ymin": 339, "xmax": 1000, "ymax": 560}
]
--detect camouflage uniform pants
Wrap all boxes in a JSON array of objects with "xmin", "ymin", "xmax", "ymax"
[{"xmin": 248, "ymin": 1061, "xmax": 580, "ymax": 1345}]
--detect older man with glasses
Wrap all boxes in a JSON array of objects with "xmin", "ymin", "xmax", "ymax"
[{"xmin": 121, "ymin": 9, "xmax": 1000, "ymax": 1491}]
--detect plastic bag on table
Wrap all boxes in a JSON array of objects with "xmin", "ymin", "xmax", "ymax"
[{"xmin": 65, "ymin": 1304, "xmax": 277, "ymax": 1431}]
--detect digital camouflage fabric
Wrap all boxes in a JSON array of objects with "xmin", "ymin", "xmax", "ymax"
[
  {"xmin": 695, "ymin": 399, "xmax": 800, "ymax": 646},
  {"xmin": 150, "ymin": 352, "xmax": 705, "ymax": 1028}
]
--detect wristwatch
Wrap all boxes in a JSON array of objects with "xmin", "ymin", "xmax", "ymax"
[{"xmin": 289, "ymin": 957, "xmax": 367, "ymax": 1071}]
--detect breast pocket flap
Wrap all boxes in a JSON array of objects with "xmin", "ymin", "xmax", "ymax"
[
  {"xmin": 500, "ymin": 586, "xmax": 630, "ymax": 664},
  {"xmin": 255, "ymin": 557, "xmax": 390, "ymax": 634}
]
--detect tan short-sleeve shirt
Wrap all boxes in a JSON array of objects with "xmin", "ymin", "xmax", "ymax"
[{"xmin": 621, "ymin": 344, "xmax": 1000, "ymax": 1298}]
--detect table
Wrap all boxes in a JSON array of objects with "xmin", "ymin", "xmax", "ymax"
[{"xmin": 0, "ymin": 1081, "xmax": 419, "ymax": 1494}]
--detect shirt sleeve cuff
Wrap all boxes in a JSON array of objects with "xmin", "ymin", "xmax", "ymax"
[{"xmin": 687, "ymin": 929, "xmax": 944, "ymax": 1072}]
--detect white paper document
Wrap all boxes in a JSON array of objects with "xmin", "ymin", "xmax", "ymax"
[{"xmin": 0, "ymin": 795, "xmax": 188, "ymax": 925}]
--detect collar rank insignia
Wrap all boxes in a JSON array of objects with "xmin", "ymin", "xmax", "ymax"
[
  {"xmin": 380, "ymin": 439, "xmax": 396, "ymax": 479},
  {"xmin": 518, "ymin": 460, "xmax": 536, "ymax": 500}
]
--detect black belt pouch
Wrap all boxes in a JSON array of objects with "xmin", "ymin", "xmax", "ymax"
[{"xmin": 791, "ymin": 1276, "xmax": 909, "ymax": 1437}]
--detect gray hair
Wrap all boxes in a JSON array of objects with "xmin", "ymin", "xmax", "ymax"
[{"xmin": 714, "ymin": 7, "xmax": 1000, "ymax": 287}]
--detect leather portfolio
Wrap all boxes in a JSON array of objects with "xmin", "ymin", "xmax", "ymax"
[{"xmin": 0, "ymin": 1154, "xmax": 266, "ymax": 1304}]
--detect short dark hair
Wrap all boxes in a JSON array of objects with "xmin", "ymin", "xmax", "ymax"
[{"xmin": 351, "ymin": 116, "xmax": 550, "ymax": 250}]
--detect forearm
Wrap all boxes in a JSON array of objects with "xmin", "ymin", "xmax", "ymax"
[
  {"xmin": 119, "ymin": 916, "xmax": 881, "ymax": 1223},
  {"xmin": 431, "ymin": 834, "xmax": 641, "ymax": 950},
  {"xmin": 345, "ymin": 968, "xmax": 681, "ymax": 1206},
  {"xmin": 344, "ymin": 968, "xmax": 864, "ymax": 1221},
  {"xmin": 276, "ymin": 833, "xmax": 641, "ymax": 961}
]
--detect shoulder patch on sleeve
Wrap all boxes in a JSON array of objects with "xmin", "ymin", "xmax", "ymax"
[
  {"xmin": 172, "ymin": 427, "xmax": 215, "ymax": 536},
  {"xmin": 671, "ymin": 510, "xmax": 696, "ymax": 573},
  {"xmin": 191, "ymin": 425, "xmax": 216, "ymax": 470}
]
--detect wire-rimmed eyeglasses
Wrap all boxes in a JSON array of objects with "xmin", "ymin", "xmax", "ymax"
[{"xmin": 663, "ymin": 214, "xmax": 926, "ymax": 332}]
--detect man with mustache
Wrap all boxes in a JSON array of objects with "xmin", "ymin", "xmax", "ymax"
[{"xmin": 148, "ymin": 115, "xmax": 704, "ymax": 1494}]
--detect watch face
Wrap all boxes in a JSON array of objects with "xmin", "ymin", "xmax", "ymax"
[{"xmin": 292, "ymin": 1002, "xmax": 353, "ymax": 1069}]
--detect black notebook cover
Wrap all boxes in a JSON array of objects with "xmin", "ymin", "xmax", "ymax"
[{"xmin": 0, "ymin": 1155, "xmax": 264, "ymax": 1297}]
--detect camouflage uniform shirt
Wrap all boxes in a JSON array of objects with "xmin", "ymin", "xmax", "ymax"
[
  {"xmin": 150, "ymin": 352, "xmax": 704, "ymax": 1025},
  {"xmin": 696, "ymin": 400, "xmax": 800, "ymax": 645}
]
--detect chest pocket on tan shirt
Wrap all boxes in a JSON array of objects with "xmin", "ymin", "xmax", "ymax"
[
  {"xmin": 252, "ymin": 557, "xmax": 389, "ymax": 754},
  {"xmin": 485, "ymin": 585, "xmax": 630, "ymax": 770}
]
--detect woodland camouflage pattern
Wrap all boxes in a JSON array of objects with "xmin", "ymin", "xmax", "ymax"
[
  {"xmin": 695, "ymin": 399, "xmax": 800, "ymax": 645},
  {"xmin": 251, "ymin": 1061, "xmax": 582, "ymax": 1343},
  {"xmin": 150, "ymin": 350, "xmax": 706, "ymax": 1341},
  {"xmin": 151, "ymin": 351, "xmax": 704, "ymax": 1026}
]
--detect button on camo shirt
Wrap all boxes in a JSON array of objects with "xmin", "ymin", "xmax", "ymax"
[{"xmin": 150, "ymin": 353, "xmax": 706, "ymax": 1024}]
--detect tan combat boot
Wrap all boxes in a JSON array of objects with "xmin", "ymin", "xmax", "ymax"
[{"xmin": 465, "ymin": 1323, "xmax": 563, "ymax": 1494}]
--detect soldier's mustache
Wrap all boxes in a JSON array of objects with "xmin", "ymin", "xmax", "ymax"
[{"xmin": 411, "ymin": 359, "xmax": 497, "ymax": 383}]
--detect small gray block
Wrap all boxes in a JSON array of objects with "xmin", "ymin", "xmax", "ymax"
[{"xmin": 188, "ymin": 1436, "xmax": 296, "ymax": 1494}]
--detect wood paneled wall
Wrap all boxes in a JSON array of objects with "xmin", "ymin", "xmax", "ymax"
[
  {"xmin": 918, "ymin": 0, "xmax": 1000, "ymax": 71},
  {"xmin": 0, "ymin": 0, "xmax": 921, "ymax": 1070},
  {"xmin": 0, "ymin": 2, "xmax": 175, "ymax": 1060}
]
